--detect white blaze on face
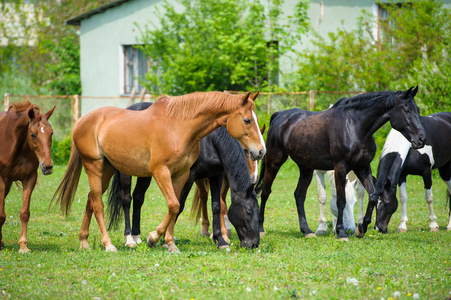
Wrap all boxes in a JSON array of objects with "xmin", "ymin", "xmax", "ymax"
[
  {"xmin": 380, "ymin": 129, "xmax": 412, "ymax": 167},
  {"xmin": 252, "ymin": 111, "xmax": 266, "ymax": 151},
  {"xmin": 41, "ymin": 126, "xmax": 44, "ymax": 133}
]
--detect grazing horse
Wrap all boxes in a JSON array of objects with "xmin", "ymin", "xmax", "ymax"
[
  {"xmin": 0, "ymin": 101, "xmax": 55, "ymax": 253},
  {"xmin": 52, "ymin": 91, "xmax": 265, "ymax": 253},
  {"xmin": 108, "ymin": 125, "xmax": 260, "ymax": 249},
  {"xmin": 314, "ymin": 170, "xmax": 365, "ymax": 235},
  {"xmin": 375, "ymin": 112, "xmax": 451, "ymax": 233},
  {"xmin": 256, "ymin": 87, "xmax": 426, "ymax": 240}
]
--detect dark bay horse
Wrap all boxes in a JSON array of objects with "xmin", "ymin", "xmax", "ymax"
[
  {"xmin": 0, "ymin": 101, "xmax": 55, "ymax": 253},
  {"xmin": 108, "ymin": 124, "xmax": 260, "ymax": 249},
  {"xmin": 375, "ymin": 112, "xmax": 451, "ymax": 233},
  {"xmin": 256, "ymin": 87, "xmax": 426, "ymax": 240},
  {"xmin": 52, "ymin": 91, "xmax": 265, "ymax": 253}
]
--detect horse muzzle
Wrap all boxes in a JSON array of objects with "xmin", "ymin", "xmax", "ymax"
[
  {"xmin": 250, "ymin": 148, "xmax": 266, "ymax": 161},
  {"xmin": 40, "ymin": 163, "xmax": 53, "ymax": 175},
  {"xmin": 410, "ymin": 134, "xmax": 426, "ymax": 149}
]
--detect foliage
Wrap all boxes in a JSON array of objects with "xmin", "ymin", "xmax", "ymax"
[
  {"xmin": 1, "ymin": 162, "xmax": 451, "ymax": 299},
  {"xmin": 289, "ymin": 0, "xmax": 451, "ymax": 115},
  {"xmin": 51, "ymin": 135, "xmax": 72, "ymax": 165},
  {"xmin": 138, "ymin": 0, "xmax": 309, "ymax": 95}
]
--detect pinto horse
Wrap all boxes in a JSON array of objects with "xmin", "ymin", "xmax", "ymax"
[
  {"xmin": 52, "ymin": 91, "xmax": 265, "ymax": 252},
  {"xmin": 375, "ymin": 112, "xmax": 451, "ymax": 233},
  {"xmin": 256, "ymin": 87, "xmax": 426, "ymax": 240},
  {"xmin": 0, "ymin": 101, "xmax": 55, "ymax": 253},
  {"xmin": 108, "ymin": 125, "xmax": 260, "ymax": 249}
]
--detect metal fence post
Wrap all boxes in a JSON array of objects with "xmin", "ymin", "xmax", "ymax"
[{"xmin": 309, "ymin": 90, "xmax": 315, "ymax": 111}]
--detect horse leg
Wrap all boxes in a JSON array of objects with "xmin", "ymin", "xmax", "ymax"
[
  {"xmin": 210, "ymin": 174, "xmax": 229, "ymax": 249},
  {"xmin": 293, "ymin": 167, "xmax": 315, "ymax": 237},
  {"xmin": 147, "ymin": 166, "xmax": 182, "ymax": 253},
  {"xmin": 395, "ymin": 178, "xmax": 408, "ymax": 232},
  {"xmin": 118, "ymin": 173, "xmax": 134, "ymax": 247},
  {"xmin": 259, "ymin": 153, "xmax": 288, "ymax": 236},
  {"xmin": 422, "ymin": 172, "xmax": 439, "ymax": 232},
  {"xmin": 131, "ymin": 176, "xmax": 152, "ymax": 244},
  {"xmin": 195, "ymin": 179, "xmax": 210, "ymax": 237},
  {"xmin": 313, "ymin": 170, "xmax": 328, "ymax": 235},
  {"xmin": 220, "ymin": 175, "xmax": 232, "ymax": 240},
  {"xmin": 0, "ymin": 179, "xmax": 11, "ymax": 250},
  {"xmin": 356, "ymin": 179, "xmax": 366, "ymax": 225},
  {"xmin": 17, "ymin": 172, "xmax": 38, "ymax": 253},
  {"xmin": 80, "ymin": 159, "xmax": 116, "ymax": 251},
  {"xmin": 354, "ymin": 165, "xmax": 376, "ymax": 238},
  {"xmin": 333, "ymin": 164, "xmax": 349, "ymax": 240}
]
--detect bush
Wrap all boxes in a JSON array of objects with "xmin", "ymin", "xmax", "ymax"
[{"xmin": 51, "ymin": 135, "xmax": 71, "ymax": 165}]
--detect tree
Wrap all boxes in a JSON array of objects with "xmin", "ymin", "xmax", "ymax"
[{"xmin": 137, "ymin": 0, "xmax": 309, "ymax": 95}]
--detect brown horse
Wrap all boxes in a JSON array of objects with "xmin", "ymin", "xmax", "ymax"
[
  {"xmin": 52, "ymin": 91, "xmax": 265, "ymax": 253},
  {"xmin": 0, "ymin": 101, "xmax": 55, "ymax": 253}
]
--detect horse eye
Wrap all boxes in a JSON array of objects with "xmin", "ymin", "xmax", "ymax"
[
  {"xmin": 30, "ymin": 132, "xmax": 37, "ymax": 139},
  {"xmin": 244, "ymin": 118, "xmax": 251, "ymax": 125}
]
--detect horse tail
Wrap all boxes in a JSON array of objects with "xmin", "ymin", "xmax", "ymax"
[
  {"xmin": 107, "ymin": 171, "xmax": 124, "ymax": 231},
  {"xmin": 447, "ymin": 189, "xmax": 451, "ymax": 217},
  {"xmin": 51, "ymin": 140, "xmax": 82, "ymax": 216},
  {"xmin": 255, "ymin": 156, "xmax": 266, "ymax": 195},
  {"xmin": 190, "ymin": 178, "xmax": 209, "ymax": 225}
]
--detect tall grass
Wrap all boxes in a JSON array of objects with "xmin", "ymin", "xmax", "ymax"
[{"xmin": 1, "ymin": 160, "xmax": 450, "ymax": 299}]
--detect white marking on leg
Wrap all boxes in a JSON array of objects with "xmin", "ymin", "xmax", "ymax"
[
  {"xmin": 125, "ymin": 235, "xmax": 137, "ymax": 247},
  {"xmin": 314, "ymin": 170, "xmax": 328, "ymax": 234},
  {"xmin": 132, "ymin": 235, "xmax": 142, "ymax": 244},
  {"xmin": 398, "ymin": 182, "xmax": 408, "ymax": 231},
  {"xmin": 425, "ymin": 188, "xmax": 438, "ymax": 230}
]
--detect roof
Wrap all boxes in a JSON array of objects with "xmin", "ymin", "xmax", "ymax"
[{"xmin": 65, "ymin": 0, "xmax": 133, "ymax": 26}]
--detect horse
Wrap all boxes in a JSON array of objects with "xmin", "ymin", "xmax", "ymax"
[
  {"xmin": 0, "ymin": 101, "xmax": 55, "ymax": 253},
  {"xmin": 108, "ymin": 123, "xmax": 260, "ymax": 249},
  {"xmin": 375, "ymin": 112, "xmax": 451, "ymax": 233},
  {"xmin": 52, "ymin": 91, "xmax": 265, "ymax": 253},
  {"xmin": 255, "ymin": 87, "xmax": 426, "ymax": 241},
  {"xmin": 313, "ymin": 170, "xmax": 365, "ymax": 235}
]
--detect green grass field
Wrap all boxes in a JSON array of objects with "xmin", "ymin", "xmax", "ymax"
[{"xmin": 1, "ymin": 159, "xmax": 450, "ymax": 299}]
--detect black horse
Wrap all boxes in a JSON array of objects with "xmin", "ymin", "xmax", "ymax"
[
  {"xmin": 108, "ymin": 102, "xmax": 259, "ymax": 250},
  {"xmin": 256, "ymin": 87, "xmax": 426, "ymax": 240},
  {"xmin": 375, "ymin": 112, "xmax": 451, "ymax": 233}
]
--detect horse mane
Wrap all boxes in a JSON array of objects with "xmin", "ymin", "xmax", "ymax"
[
  {"xmin": 164, "ymin": 92, "xmax": 242, "ymax": 119},
  {"xmin": 332, "ymin": 91, "xmax": 403, "ymax": 110},
  {"xmin": 9, "ymin": 100, "xmax": 33, "ymax": 112}
]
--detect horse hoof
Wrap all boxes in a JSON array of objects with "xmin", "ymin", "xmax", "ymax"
[
  {"xmin": 132, "ymin": 235, "xmax": 142, "ymax": 244},
  {"xmin": 315, "ymin": 229, "xmax": 327, "ymax": 235},
  {"xmin": 200, "ymin": 231, "xmax": 210, "ymax": 237},
  {"xmin": 218, "ymin": 244, "xmax": 230, "ymax": 251},
  {"xmin": 355, "ymin": 224, "xmax": 364, "ymax": 238},
  {"xmin": 146, "ymin": 233, "xmax": 158, "ymax": 248},
  {"xmin": 430, "ymin": 227, "xmax": 439, "ymax": 232},
  {"xmin": 18, "ymin": 247, "xmax": 30, "ymax": 254},
  {"xmin": 125, "ymin": 235, "xmax": 137, "ymax": 248},
  {"xmin": 125, "ymin": 241, "xmax": 137, "ymax": 248},
  {"xmin": 305, "ymin": 233, "xmax": 317, "ymax": 238},
  {"xmin": 167, "ymin": 243, "xmax": 180, "ymax": 253},
  {"xmin": 396, "ymin": 228, "xmax": 407, "ymax": 233},
  {"xmin": 105, "ymin": 244, "xmax": 118, "ymax": 252},
  {"xmin": 223, "ymin": 236, "xmax": 231, "ymax": 244},
  {"xmin": 447, "ymin": 226, "xmax": 451, "ymax": 231},
  {"xmin": 260, "ymin": 231, "xmax": 265, "ymax": 238},
  {"xmin": 338, "ymin": 237, "xmax": 349, "ymax": 242}
]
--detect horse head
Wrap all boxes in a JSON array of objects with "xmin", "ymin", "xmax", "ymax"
[
  {"xmin": 227, "ymin": 184, "xmax": 260, "ymax": 249},
  {"xmin": 389, "ymin": 86, "xmax": 426, "ymax": 149},
  {"xmin": 226, "ymin": 91, "xmax": 266, "ymax": 161},
  {"xmin": 27, "ymin": 105, "xmax": 55, "ymax": 175},
  {"xmin": 244, "ymin": 124, "xmax": 266, "ymax": 184},
  {"xmin": 375, "ymin": 177, "xmax": 399, "ymax": 233}
]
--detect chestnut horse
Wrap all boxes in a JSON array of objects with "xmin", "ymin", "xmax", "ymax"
[
  {"xmin": 52, "ymin": 91, "xmax": 265, "ymax": 253},
  {"xmin": 256, "ymin": 87, "xmax": 426, "ymax": 241},
  {"xmin": 0, "ymin": 101, "xmax": 55, "ymax": 253}
]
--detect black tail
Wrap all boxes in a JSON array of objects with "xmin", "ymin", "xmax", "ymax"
[
  {"xmin": 447, "ymin": 190, "xmax": 451, "ymax": 217},
  {"xmin": 107, "ymin": 171, "xmax": 124, "ymax": 231},
  {"xmin": 255, "ymin": 156, "xmax": 266, "ymax": 195}
]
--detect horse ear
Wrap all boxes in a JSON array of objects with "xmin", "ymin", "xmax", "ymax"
[
  {"xmin": 402, "ymin": 86, "xmax": 414, "ymax": 99},
  {"xmin": 28, "ymin": 107, "xmax": 36, "ymax": 121},
  {"xmin": 250, "ymin": 91, "xmax": 260, "ymax": 101},
  {"xmin": 260, "ymin": 123, "xmax": 266, "ymax": 135},
  {"xmin": 45, "ymin": 106, "xmax": 56, "ymax": 120},
  {"xmin": 242, "ymin": 91, "xmax": 251, "ymax": 105},
  {"xmin": 411, "ymin": 85, "xmax": 419, "ymax": 97},
  {"xmin": 247, "ymin": 183, "xmax": 255, "ymax": 196}
]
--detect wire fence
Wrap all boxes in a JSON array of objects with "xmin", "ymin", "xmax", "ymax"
[{"xmin": 3, "ymin": 90, "xmax": 364, "ymax": 140}]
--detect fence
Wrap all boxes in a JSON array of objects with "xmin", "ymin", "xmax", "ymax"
[{"xmin": 3, "ymin": 90, "xmax": 364, "ymax": 140}]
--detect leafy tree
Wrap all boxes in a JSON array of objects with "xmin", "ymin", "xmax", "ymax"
[
  {"xmin": 138, "ymin": 0, "xmax": 309, "ymax": 95},
  {"xmin": 289, "ymin": 0, "xmax": 451, "ymax": 114}
]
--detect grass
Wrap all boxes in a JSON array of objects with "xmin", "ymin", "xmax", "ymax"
[{"xmin": 1, "ymin": 159, "xmax": 450, "ymax": 299}]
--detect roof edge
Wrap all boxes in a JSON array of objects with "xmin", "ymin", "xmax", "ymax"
[{"xmin": 66, "ymin": 0, "xmax": 133, "ymax": 26}]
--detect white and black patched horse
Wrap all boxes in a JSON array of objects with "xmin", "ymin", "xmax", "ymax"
[{"xmin": 375, "ymin": 112, "xmax": 451, "ymax": 233}]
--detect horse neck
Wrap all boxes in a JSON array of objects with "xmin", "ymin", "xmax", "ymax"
[
  {"xmin": 0, "ymin": 110, "xmax": 31, "ymax": 158},
  {"xmin": 211, "ymin": 129, "xmax": 252, "ymax": 193},
  {"xmin": 350, "ymin": 104, "xmax": 391, "ymax": 140}
]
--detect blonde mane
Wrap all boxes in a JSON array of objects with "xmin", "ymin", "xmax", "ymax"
[{"xmin": 164, "ymin": 91, "xmax": 243, "ymax": 120}]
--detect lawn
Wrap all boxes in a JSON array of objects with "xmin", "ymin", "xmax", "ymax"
[{"xmin": 1, "ymin": 159, "xmax": 450, "ymax": 299}]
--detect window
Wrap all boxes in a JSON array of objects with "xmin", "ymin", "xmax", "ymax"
[
  {"xmin": 122, "ymin": 45, "xmax": 149, "ymax": 95},
  {"xmin": 374, "ymin": 3, "xmax": 407, "ymax": 42}
]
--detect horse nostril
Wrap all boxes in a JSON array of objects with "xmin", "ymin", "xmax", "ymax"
[{"xmin": 258, "ymin": 149, "xmax": 264, "ymax": 157}]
